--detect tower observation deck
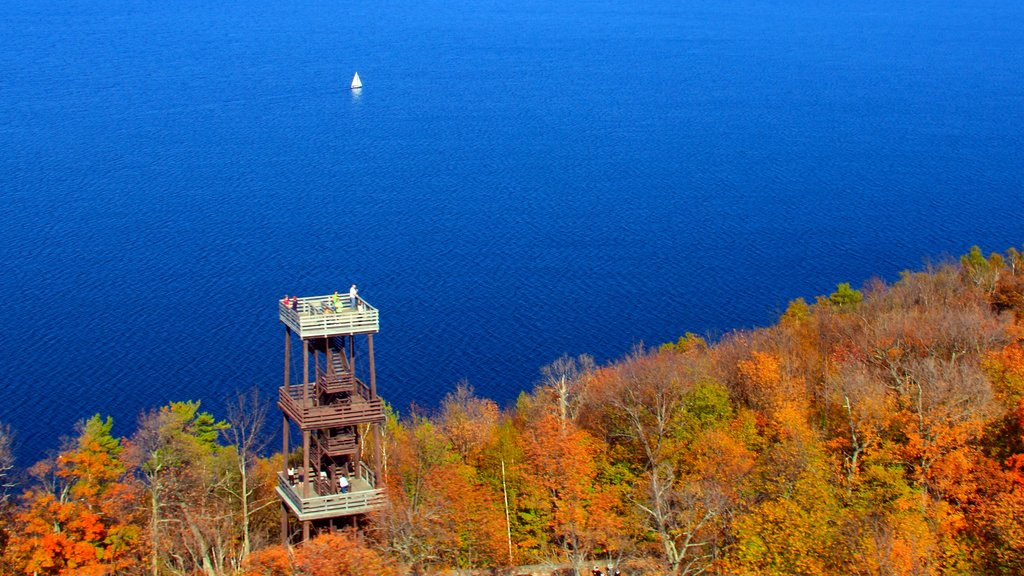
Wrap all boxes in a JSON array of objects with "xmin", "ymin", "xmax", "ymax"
[{"xmin": 276, "ymin": 291, "xmax": 386, "ymax": 543}]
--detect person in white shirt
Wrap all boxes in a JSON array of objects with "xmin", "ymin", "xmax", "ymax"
[{"xmin": 338, "ymin": 474, "xmax": 350, "ymax": 494}]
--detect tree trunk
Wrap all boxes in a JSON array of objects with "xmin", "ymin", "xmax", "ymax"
[
  {"xmin": 149, "ymin": 472, "xmax": 160, "ymax": 576},
  {"xmin": 241, "ymin": 462, "xmax": 251, "ymax": 558}
]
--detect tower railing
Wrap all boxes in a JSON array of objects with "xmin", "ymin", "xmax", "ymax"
[
  {"xmin": 316, "ymin": 369, "xmax": 356, "ymax": 395},
  {"xmin": 276, "ymin": 471, "xmax": 386, "ymax": 521},
  {"xmin": 278, "ymin": 383, "xmax": 384, "ymax": 430},
  {"xmin": 320, "ymin": 429, "xmax": 358, "ymax": 456},
  {"xmin": 279, "ymin": 296, "xmax": 379, "ymax": 338}
]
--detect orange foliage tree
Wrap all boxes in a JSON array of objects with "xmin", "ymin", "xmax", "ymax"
[
  {"xmin": 725, "ymin": 404, "xmax": 842, "ymax": 575},
  {"xmin": 380, "ymin": 411, "xmax": 507, "ymax": 571},
  {"xmin": 241, "ymin": 531, "xmax": 398, "ymax": 576},
  {"xmin": 520, "ymin": 413, "xmax": 623, "ymax": 574},
  {"xmin": 5, "ymin": 415, "xmax": 143, "ymax": 575}
]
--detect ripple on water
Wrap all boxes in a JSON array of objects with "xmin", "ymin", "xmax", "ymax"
[{"xmin": 1, "ymin": 0, "xmax": 1023, "ymax": 461}]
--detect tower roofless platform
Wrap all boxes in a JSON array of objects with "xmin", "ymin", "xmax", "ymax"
[
  {"xmin": 278, "ymin": 289, "xmax": 385, "ymax": 544},
  {"xmin": 279, "ymin": 294, "xmax": 379, "ymax": 338}
]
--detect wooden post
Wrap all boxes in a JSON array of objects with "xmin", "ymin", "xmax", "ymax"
[
  {"xmin": 367, "ymin": 334, "xmax": 376, "ymax": 398},
  {"xmin": 314, "ymin": 338, "xmax": 320, "ymax": 377},
  {"xmin": 281, "ymin": 503, "xmax": 289, "ymax": 547},
  {"xmin": 282, "ymin": 416, "xmax": 289, "ymax": 475},
  {"xmin": 284, "ymin": 327, "xmax": 291, "ymax": 388},
  {"xmin": 354, "ymin": 428, "xmax": 362, "ymax": 479},
  {"xmin": 303, "ymin": 431, "xmax": 310, "ymax": 495},
  {"xmin": 302, "ymin": 520, "xmax": 310, "ymax": 543},
  {"xmin": 299, "ymin": 338, "xmax": 307, "ymax": 496},
  {"xmin": 368, "ymin": 334, "xmax": 381, "ymax": 480},
  {"xmin": 327, "ymin": 339, "xmax": 333, "ymax": 375},
  {"xmin": 302, "ymin": 340, "xmax": 309, "ymax": 405},
  {"xmin": 282, "ymin": 327, "xmax": 292, "ymax": 548}
]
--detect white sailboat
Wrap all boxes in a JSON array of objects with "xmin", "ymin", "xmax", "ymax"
[{"xmin": 350, "ymin": 72, "xmax": 362, "ymax": 90}]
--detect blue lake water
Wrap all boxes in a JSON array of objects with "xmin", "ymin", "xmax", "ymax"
[{"xmin": 1, "ymin": 0, "xmax": 1022, "ymax": 461}]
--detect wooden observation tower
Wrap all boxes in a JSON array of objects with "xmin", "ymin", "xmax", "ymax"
[{"xmin": 276, "ymin": 291, "xmax": 386, "ymax": 543}]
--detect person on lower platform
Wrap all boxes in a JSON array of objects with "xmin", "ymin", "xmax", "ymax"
[{"xmin": 338, "ymin": 474, "xmax": 350, "ymax": 494}]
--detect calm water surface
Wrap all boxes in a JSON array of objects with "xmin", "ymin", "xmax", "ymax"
[{"xmin": 1, "ymin": 0, "xmax": 1022, "ymax": 460}]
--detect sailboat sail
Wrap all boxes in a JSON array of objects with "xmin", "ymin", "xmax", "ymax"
[{"xmin": 350, "ymin": 72, "xmax": 362, "ymax": 90}]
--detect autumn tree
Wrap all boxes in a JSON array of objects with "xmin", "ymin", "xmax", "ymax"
[
  {"xmin": 725, "ymin": 404, "xmax": 842, "ymax": 575},
  {"xmin": 437, "ymin": 382, "xmax": 500, "ymax": 468},
  {"xmin": 380, "ymin": 411, "xmax": 507, "ymax": 571},
  {"xmin": 0, "ymin": 424, "xmax": 13, "ymax": 505},
  {"xmin": 293, "ymin": 531, "xmax": 399, "ymax": 576},
  {"xmin": 592, "ymin": 349, "xmax": 734, "ymax": 575},
  {"xmin": 127, "ymin": 401, "xmax": 232, "ymax": 576},
  {"xmin": 961, "ymin": 245, "xmax": 1003, "ymax": 293},
  {"xmin": 0, "ymin": 423, "xmax": 15, "ymax": 570},
  {"xmin": 829, "ymin": 282, "xmax": 863, "ymax": 309},
  {"xmin": 239, "ymin": 544, "xmax": 291, "ymax": 576},
  {"xmin": 519, "ymin": 413, "xmax": 623, "ymax": 574},
  {"xmin": 659, "ymin": 332, "xmax": 709, "ymax": 355},
  {"xmin": 242, "ymin": 531, "xmax": 398, "ymax": 576},
  {"xmin": 5, "ymin": 415, "xmax": 143, "ymax": 575},
  {"xmin": 377, "ymin": 414, "xmax": 440, "ymax": 569},
  {"xmin": 983, "ymin": 343, "xmax": 1024, "ymax": 408},
  {"xmin": 736, "ymin": 350, "xmax": 790, "ymax": 412},
  {"xmin": 539, "ymin": 354, "xmax": 596, "ymax": 428},
  {"xmin": 223, "ymin": 388, "xmax": 274, "ymax": 558}
]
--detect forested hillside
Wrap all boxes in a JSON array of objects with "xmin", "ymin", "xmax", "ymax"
[{"xmin": 2, "ymin": 246, "xmax": 1024, "ymax": 575}]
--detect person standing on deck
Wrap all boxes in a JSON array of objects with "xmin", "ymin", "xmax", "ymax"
[{"xmin": 349, "ymin": 284, "xmax": 359, "ymax": 308}]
